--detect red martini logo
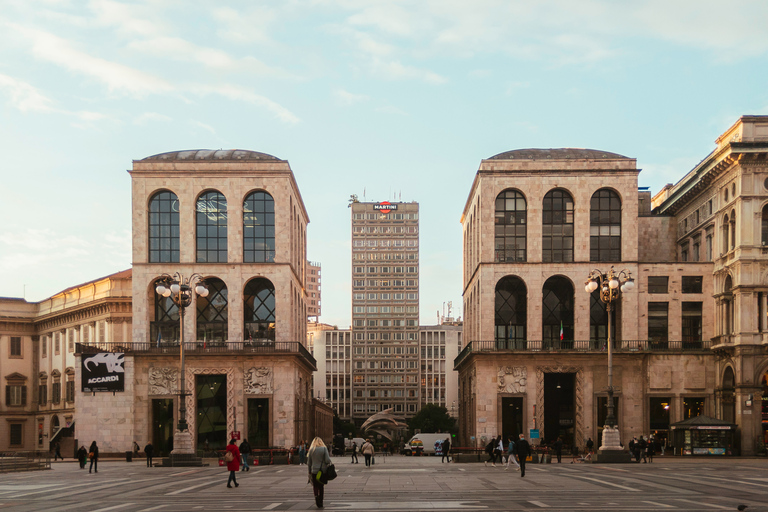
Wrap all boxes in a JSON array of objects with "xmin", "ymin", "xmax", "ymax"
[{"xmin": 374, "ymin": 201, "xmax": 398, "ymax": 214}]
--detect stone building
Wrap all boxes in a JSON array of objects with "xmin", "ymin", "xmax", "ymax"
[
  {"xmin": 458, "ymin": 146, "xmax": 718, "ymax": 453},
  {"xmin": 73, "ymin": 149, "xmax": 324, "ymax": 456}
]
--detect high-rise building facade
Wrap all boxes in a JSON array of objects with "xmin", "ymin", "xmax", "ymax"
[
  {"xmin": 350, "ymin": 200, "xmax": 420, "ymax": 422},
  {"xmin": 307, "ymin": 261, "xmax": 321, "ymax": 320}
]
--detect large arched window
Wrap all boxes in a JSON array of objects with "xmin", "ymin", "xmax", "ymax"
[
  {"xmin": 542, "ymin": 189, "xmax": 574, "ymax": 262},
  {"xmin": 495, "ymin": 276, "xmax": 527, "ymax": 348},
  {"xmin": 542, "ymin": 276, "xmax": 574, "ymax": 348},
  {"xmin": 494, "ymin": 189, "xmax": 526, "ymax": 262},
  {"xmin": 722, "ymin": 214, "xmax": 730, "ymax": 254},
  {"xmin": 722, "ymin": 366, "xmax": 735, "ymax": 423},
  {"xmin": 151, "ymin": 278, "xmax": 180, "ymax": 343},
  {"xmin": 244, "ymin": 278, "xmax": 276, "ymax": 341},
  {"xmin": 196, "ymin": 191, "xmax": 228, "ymax": 263},
  {"xmin": 762, "ymin": 206, "xmax": 768, "ymax": 246},
  {"xmin": 148, "ymin": 191, "xmax": 179, "ymax": 263},
  {"xmin": 723, "ymin": 275, "xmax": 733, "ymax": 335},
  {"xmin": 590, "ymin": 189, "xmax": 621, "ymax": 261},
  {"xmin": 244, "ymin": 191, "xmax": 276, "ymax": 263},
  {"xmin": 197, "ymin": 278, "xmax": 228, "ymax": 342},
  {"xmin": 730, "ymin": 209, "xmax": 736, "ymax": 250},
  {"xmin": 589, "ymin": 289, "xmax": 614, "ymax": 347}
]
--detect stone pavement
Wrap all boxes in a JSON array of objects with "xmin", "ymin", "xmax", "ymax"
[{"xmin": 1, "ymin": 454, "xmax": 767, "ymax": 511}]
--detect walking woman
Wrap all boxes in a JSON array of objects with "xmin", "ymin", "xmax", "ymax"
[
  {"xmin": 225, "ymin": 439, "xmax": 241, "ymax": 488},
  {"xmin": 88, "ymin": 441, "xmax": 99, "ymax": 473},
  {"xmin": 307, "ymin": 437, "xmax": 331, "ymax": 509}
]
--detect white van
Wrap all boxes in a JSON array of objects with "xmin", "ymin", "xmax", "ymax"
[
  {"xmin": 407, "ymin": 433, "xmax": 452, "ymax": 455},
  {"xmin": 344, "ymin": 437, "xmax": 366, "ymax": 452}
]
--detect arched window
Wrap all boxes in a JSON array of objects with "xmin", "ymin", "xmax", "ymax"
[
  {"xmin": 762, "ymin": 206, "xmax": 768, "ymax": 246},
  {"xmin": 722, "ymin": 214, "xmax": 730, "ymax": 254},
  {"xmin": 151, "ymin": 278, "xmax": 180, "ymax": 343},
  {"xmin": 590, "ymin": 189, "xmax": 621, "ymax": 261},
  {"xmin": 730, "ymin": 209, "xmax": 736, "ymax": 250},
  {"xmin": 722, "ymin": 366, "xmax": 735, "ymax": 423},
  {"xmin": 542, "ymin": 276, "xmax": 574, "ymax": 348},
  {"xmin": 495, "ymin": 276, "xmax": 527, "ymax": 348},
  {"xmin": 542, "ymin": 189, "xmax": 574, "ymax": 262},
  {"xmin": 724, "ymin": 275, "xmax": 733, "ymax": 335},
  {"xmin": 590, "ymin": 288, "xmax": 615, "ymax": 347},
  {"xmin": 197, "ymin": 278, "xmax": 228, "ymax": 342},
  {"xmin": 148, "ymin": 191, "xmax": 179, "ymax": 263},
  {"xmin": 244, "ymin": 191, "xmax": 276, "ymax": 263},
  {"xmin": 244, "ymin": 278, "xmax": 276, "ymax": 341},
  {"xmin": 196, "ymin": 191, "xmax": 228, "ymax": 263},
  {"xmin": 494, "ymin": 189, "xmax": 526, "ymax": 262}
]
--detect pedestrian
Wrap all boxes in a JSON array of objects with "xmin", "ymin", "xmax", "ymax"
[
  {"xmin": 442, "ymin": 437, "xmax": 452, "ymax": 463},
  {"xmin": 132, "ymin": 441, "xmax": 140, "ymax": 455},
  {"xmin": 484, "ymin": 437, "xmax": 496, "ymax": 467},
  {"xmin": 307, "ymin": 436, "xmax": 331, "ymax": 509},
  {"xmin": 361, "ymin": 438, "xmax": 375, "ymax": 467},
  {"xmin": 516, "ymin": 434, "xmax": 531, "ymax": 478},
  {"xmin": 505, "ymin": 436, "xmax": 520, "ymax": 470},
  {"xmin": 298, "ymin": 440, "xmax": 306, "ymax": 466},
  {"xmin": 225, "ymin": 438, "xmax": 241, "ymax": 488},
  {"xmin": 554, "ymin": 437, "xmax": 563, "ymax": 463},
  {"xmin": 638, "ymin": 435, "xmax": 648, "ymax": 463},
  {"xmin": 144, "ymin": 442, "xmax": 154, "ymax": 467},
  {"xmin": 646, "ymin": 436, "xmax": 655, "ymax": 463},
  {"xmin": 54, "ymin": 441, "xmax": 63, "ymax": 461},
  {"xmin": 351, "ymin": 441, "xmax": 359, "ymax": 464},
  {"xmin": 586, "ymin": 437, "xmax": 594, "ymax": 455},
  {"xmin": 629, "ymin": 436, "xmax": 639, "ymax": 462},
  {"xmin": 240, "ymin": 439, "xmax": 251, "ymax": 471},
  {"xmin": 88, "ymin": 441, "xmax": 99, "ymax": 473},
  {"xmin": 77, "ymin": 445, "xmax": 87, "ymax": 469}
]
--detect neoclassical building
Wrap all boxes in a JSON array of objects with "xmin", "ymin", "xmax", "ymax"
[
  {"xmin": 457, "ymin": 116, "xmax": 768, "ymax": 455},
  {"xmin": 74, "ymin": 149, "xmax": 322, "ymax": 456}
]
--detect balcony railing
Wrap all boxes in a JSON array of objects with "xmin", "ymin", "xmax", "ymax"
[
  {"xmin": 454, "ymin": 339, "xmax": 712, "ymax": 369},
  {"xmin": 76, "ymin": 341, "xmax": 316, "ymax": 370}
]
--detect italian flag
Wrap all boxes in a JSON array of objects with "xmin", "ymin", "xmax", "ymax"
[{"xmin": 560, "ymin": 321, "xmax": 564, "ymax": 341}]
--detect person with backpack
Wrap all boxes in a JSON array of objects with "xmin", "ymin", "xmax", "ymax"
[
  {"xmin": 239, "ymin": 439, "xmax": 251, "ymax": 471},
  {"xmin": 505, "ymin": 436, "xmax": 520, "ymax": 470}
]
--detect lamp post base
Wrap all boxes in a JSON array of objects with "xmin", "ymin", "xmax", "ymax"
[
  {"xmin": 599, "ymin": 426, "xmax": 623, "ymax": 451},
  {"xmin": 595, "ymin": 426, "xmax": 633, "ymax": 463},
  {"xmin": 170, "ymin": 429, "xmax": 195, "ymax": 455}
]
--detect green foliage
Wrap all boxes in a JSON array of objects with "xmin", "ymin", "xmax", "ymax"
[{"xmin": 406, "ymin": 404, "xmax": 455, "ymax": 436}]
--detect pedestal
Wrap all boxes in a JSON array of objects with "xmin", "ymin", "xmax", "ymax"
[
  {"xmin": 171, "ymin": 429, "xmax": 195, "ymax": 455},
  {"xmin": 600, "ymin": 426, "xmax": 622, "ymax": 451},
  {"xmin": 596, "ymin": 426, "xmax": 633, "ymax": 463}
]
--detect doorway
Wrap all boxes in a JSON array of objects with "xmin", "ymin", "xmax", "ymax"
[
  {"xmin": 544, "ymin": 373, "xmax": 575, "ymax": 446},
  {"xmin": 152, "ymin": 399, "xmax": 174, "ymax": 456},
  {"xmin": 501, "ymin": 397, "xmax": 524, "ymax": 443},
  {"xmin": 196, "ymin": 374, "xmax": 227, "ymax": 452},
  {"xmin": 248, "ymin": 398, "xmax": 270, "ymax": 448}
]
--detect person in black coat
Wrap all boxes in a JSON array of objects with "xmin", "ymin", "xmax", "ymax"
[
  {"xmin": 144, "ymin": 443, "xmax": 154, "ymax": 467},
  {"xmin": 88, "ymin": 441, "xmax": 99, "ymax": 473},
  {"xmin": 554, "ymin": 437, "xmax": 563, "ymax": 463},
  {"xmin": 77, "ymin": 445, "xmax": 87, "ymax": 469},
  {"xmin": 516, "ymin": 434, "xmax": 531, "ymax": 477},
  {"xmin": 441, "ymin": 437, "xmax": 451, "ymax": 463}
]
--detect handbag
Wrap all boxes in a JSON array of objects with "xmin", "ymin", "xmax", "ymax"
[
  {"xmin": 318, "ymin": 463, "xmax": 337, "ymax": 484},
  {"xmin": 223, "ymin": 451, "xmax": 234, "ymax": 463}
]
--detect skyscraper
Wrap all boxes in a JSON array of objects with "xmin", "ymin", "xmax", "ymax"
[{"xmin": 350, "ymin": 200, "xmax": 420, "ymax": 423}]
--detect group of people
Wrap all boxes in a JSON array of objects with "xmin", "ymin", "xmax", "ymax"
[
  {"xmin": 75, "ymin": 441, "xmax": 99, "ymax": 472},
  {"xmin": 629, "ymin": 435, "xmax": 657, "ymax": 463},
  {"xmin": 484, "ymin": 434, "xmax": 532, "ymax": 477},
  {"xmin": 349, "ymin": 438, "xmax": 376, "ymax": 466}
]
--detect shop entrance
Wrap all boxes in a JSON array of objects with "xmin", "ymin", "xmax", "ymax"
[
  {"xmin": 152, "ymin": 398, "xmax": 174, "ymax": 456},
  {"xmin": 501, "ymin": 397, "xmax": 524, "ymax": 442},
  {"xmin": 196, "ymin": 374, "xmax": 227, "ymax": 452},
  {"xmin": 544, "ymin": 373, "xmax": 575, "ymax": 446}
]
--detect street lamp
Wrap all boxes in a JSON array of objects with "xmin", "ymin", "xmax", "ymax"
[
  {"xmin": 584, "ymin": 266, "xmax": 634, "ymax": 452},
  {"xmin": 155, "ymin": 273, "xmax": 208, "ymax": 454}
]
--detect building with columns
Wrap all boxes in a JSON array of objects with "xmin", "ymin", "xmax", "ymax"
[{"xmin": 457, "ymin": 116, "xmax": 768, "ymax": 455}]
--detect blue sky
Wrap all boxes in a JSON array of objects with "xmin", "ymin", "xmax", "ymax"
[{"xmin": 1, "ymin": 1, "xmax": 767, "ymax": 328}]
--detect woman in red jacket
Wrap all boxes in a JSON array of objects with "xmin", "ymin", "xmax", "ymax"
[{"xmin": 225, "ymin": 439, "xmax": 241, "ymax": 488}]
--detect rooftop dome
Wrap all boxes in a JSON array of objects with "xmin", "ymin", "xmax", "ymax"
[
  {"xmin": 487, "ymin": 148, "xmax": 630, "ymax": 160},
  {"xmin": 140, "ymin": 149, "xmax": 281, "ymax": 162}
]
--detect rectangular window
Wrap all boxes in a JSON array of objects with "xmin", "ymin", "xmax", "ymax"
[
  {"xmin": 6, "ymin": 385, "xmax": 27, "ymax": 406},
  {"xmin": 10, "ymin": 336, "xmax": 21, "ymax": 357},
  {"xmin": 68, "ymin": 330, "xmax": 74, "ymax": 352},
  {"xmin": 39, "ymin": 383, "xmax": 47, "ymax": 405},
  {"xmin": 648, "ymin": 302, "xmax": 669, "ymax": 343},
  {"xmin": 42, "ymin": 336, "xmax": 47, "ymax": 357},
  {"xmin": 682, "ymin": 276, "xmax": 703, "ymax": 294},
  {"xmin": 682, "ymin": 302, "xmax": 703, "ymax": 346},
  {"xmin": 647, "ymin": 276, "xmax": 669, "ymax": 294},
  {"xmin": 683, "ymin": 397, "xmax": 705, "ymax": 419},
  {"xmin": 706, "ymin": 235, "xmax": 712, "ymax": 261},
  {"xmin": 52, "ymin": 383, "xmax": 61, "ymax": 404},
  {"xmin": 10, "ymin": 424, "xmax": 23, "ymax": 446},
  {"xmin": 55, "ymin": 333, "xmax": 61, "ymax": 353}
]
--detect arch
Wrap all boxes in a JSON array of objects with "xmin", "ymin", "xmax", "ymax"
[
  {"xmin": 761, "ymin": 205, "xmax": 768, "ymax": 246},
  {"xmin": 542, "ymin": 275, "xmax": 574, "ymax": 348},
  {"xmin": 730, "ymin": 209, "xmax": 736, "ymax": 250},
  {"xmin": 722, "ymin": 366, "xmax": 736, "ymax": 423},
  {"xmin": 244, "ymin": 278, "xmax": 276, "ymax": 341},
  {"xmin": 196, "ymin": 190, "xmax": 228, "ymax": 263},
  {"xmin": 494, "ymin": 189, "xmax": 527, "ymax": 262},
  {"xmin": 148, "ymin": 190, "xmax": 180, "ymax": 263},
  {"xmin": 722, "ymin": 213, "xmax": 730, "ymax": 254},
  {"xmin": 542, "ymin": 188, "xmax": 574, "ymax": 263},
  {"xmin": 590, "ymin": 188, "xmax": 621, "ymax": 261},
  {"xmin": 495, "ymin": 275, "xmax": 527, "ymax": 348},
  {"xmin": 243, "ymin": 190, "xmax": 276, "ymax": 263},
  {"xmin": 50, "ymin": 415, "xmax": 60, "ymax": 437},
  {"xmin": 196, "ymin": 277, "xmax": 228, "ymax": 342}
]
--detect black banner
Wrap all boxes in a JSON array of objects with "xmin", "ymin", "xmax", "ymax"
[{"xmin": 81, "ymin": 352, "xmax": 125, "ymax": 392}]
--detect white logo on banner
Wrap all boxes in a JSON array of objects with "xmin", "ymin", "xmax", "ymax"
[{"xmin": 84, "ymin": 353, "xmax": 125, "ymax": 373}]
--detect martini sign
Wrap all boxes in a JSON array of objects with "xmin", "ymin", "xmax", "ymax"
[{"xmin": 374, "ymin": 201, "xmax": 398, "ymax": 214}]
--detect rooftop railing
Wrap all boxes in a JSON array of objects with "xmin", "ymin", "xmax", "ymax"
[
  {"xmin": 454, "ymin": 339, "xmax": 712, "ymax": 369},
  {"xmin": 76, "ymin": 341, "xmax": 316, "ymax": 370}
]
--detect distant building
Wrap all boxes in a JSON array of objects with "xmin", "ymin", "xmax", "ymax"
[{"xmin": 307, "ymin": 261, "xmax": 321, "ymax": 320}]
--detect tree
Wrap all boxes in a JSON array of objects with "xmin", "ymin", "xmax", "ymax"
[
  {"xmin": 406, "ymin": 404, "xmax": 455, "ymax": 436},
  {"xmin": 333, "ymin": 412, "xmax": 357, "ymax": 438}
]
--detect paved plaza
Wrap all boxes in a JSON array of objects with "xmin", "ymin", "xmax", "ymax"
[{"xmin": 1, "ymin": 455, "xmax": 767, "ymax": 511}]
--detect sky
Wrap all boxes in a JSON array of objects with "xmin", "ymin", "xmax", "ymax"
[{"xmin": 1, "ymin": 1, "xmax": 767, "ymax": 329}]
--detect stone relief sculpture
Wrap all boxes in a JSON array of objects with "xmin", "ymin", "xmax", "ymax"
[
  {"xmin": 498, "ymin": 366, "xmax": 527, "ymax": 393},
  {"xmin": 244, "ymin": 367, "xmax": 273, "ymax": 394},
  {"xmin": 148, "ymin": 367, "xmax": 177, "ymax": 395}
]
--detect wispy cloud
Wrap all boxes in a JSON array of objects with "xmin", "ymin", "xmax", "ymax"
[
  {"xmin": 0, "ymin": 73, "xmax": 109, "ymax": 122},
  {"xmin": 191, "ymin": 84, "xmax": 300, "ymax": 124},
  {"xmin": 190, "ymin": 120, "xmax": 216, "ymax": 135},
  {"xmin": 134, "ymin": 112, "xmax": 172, "ymax": 125},
  {"xmin": 335, "ymin": 89, "xmax": 369, "ymax": 106}
]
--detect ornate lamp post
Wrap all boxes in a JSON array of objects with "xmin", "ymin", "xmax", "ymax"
[
  {"xmin": 584, "ymin": 266, "xmax": 634, "ymax": 452},
  {"xmin": 155, "ymin": 273, "xmax": 208, "ymax": 454}
]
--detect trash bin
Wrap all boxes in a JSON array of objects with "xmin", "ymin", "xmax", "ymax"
[{"xmin": 126, "ymin": 451, "xmax": 132, "ymax": 462}]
